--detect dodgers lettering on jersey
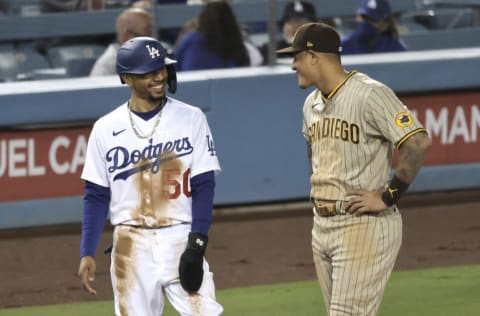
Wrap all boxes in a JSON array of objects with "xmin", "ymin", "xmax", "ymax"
[
  {"xmin": 81, "ymin": 98, "xmax": 221, "ymax": 227},
  {"xmin": 107, "ymin": 137, "xmax": 194, "ymax": 180}
]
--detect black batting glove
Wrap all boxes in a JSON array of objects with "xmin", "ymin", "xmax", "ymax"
[{"xmin": 179, "ymin": 232, "xmax": 208, "ymax": 294}]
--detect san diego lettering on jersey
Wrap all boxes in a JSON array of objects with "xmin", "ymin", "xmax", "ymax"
[
  {"xmin": 308, "ymin": 116, "xmax": 360, "ymax": 144},
  {"xmin": 107, "ymin": 137, "xmax": 193, "ymax": 181}
]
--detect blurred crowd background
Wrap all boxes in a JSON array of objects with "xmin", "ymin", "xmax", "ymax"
[{"xmin": 0, "ymin": 0, "xmax": 479, "ymax": 82}]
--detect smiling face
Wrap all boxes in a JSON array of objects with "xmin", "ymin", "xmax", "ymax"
[
  {"xmin": 290, "ymin": 50, "xmax": 345, "ymax": 95},
  {"xmin": 291, "ymin": 50, "xmax": 315, "ymax": 89},
  {"xmin": 122, "ymin": 67, "xmax": 168, "ymax": 109}
]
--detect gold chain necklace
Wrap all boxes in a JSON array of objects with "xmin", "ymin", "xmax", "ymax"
[{"xmin": 127, "ymin": 100, "xmax": 164, "ymax": 139}]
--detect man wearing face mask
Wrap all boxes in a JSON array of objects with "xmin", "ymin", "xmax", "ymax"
[
  {"xmin": 259, "ymin": 0, "xmax": 318, "ymax": 65},
  {"xmin": 341, "ymin": 0, "xmax": 407, "ymax": 55}
]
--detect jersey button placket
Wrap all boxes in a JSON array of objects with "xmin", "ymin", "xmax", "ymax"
[{"xmin": 142, "ymin": 171, "xmax": 154, "ymax": 221}]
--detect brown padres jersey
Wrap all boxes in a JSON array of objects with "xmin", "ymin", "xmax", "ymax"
[{"xmin": 302, "ymin": 71, "xmax": 426, "ymax": 201}]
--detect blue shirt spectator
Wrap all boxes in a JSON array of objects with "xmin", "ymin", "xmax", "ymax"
[
  {"xmin": 175, "ymin": 31, "xmax": 237, "ymax": 71},
  {"xmin": 131, "ymin": 0, "xmax": 186, "ymax": 4},
  {"xmin": 341, "ymin": 0, "xmax": 407, "ymax": 54},
  {"xmin": 259, "ymin": 0, "xmax": 318, "ymax": 65},
  {"xmin": 174, "ymin": 1, "xmax": 250, "ymax": 71}
]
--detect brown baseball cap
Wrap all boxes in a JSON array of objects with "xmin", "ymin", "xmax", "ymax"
[{"xmin": 276, "ymin": 22, "xmax": 341, "ymax": 55}]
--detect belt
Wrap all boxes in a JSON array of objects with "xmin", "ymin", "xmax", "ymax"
[
  {"xmin": 118, "ymin": 222, "xmax": 187, "ymax": 229},
  {"xmin": 312, "ymin": 199, "xmax": 346, "ymax": 217},
  {"xmin": 313, "ymin": 200, "xmax": 399, "ymax": 217}
]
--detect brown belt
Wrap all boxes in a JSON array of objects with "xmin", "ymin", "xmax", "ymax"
[
  {"xmin": 313, "ymin": 200, "xmax": 399, "ymax": 217},
  {"xmin": 313, "ymin": 200, "xmax": 346, "ymax": 217}
]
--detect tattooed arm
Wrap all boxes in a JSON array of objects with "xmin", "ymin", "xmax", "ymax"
[
  {"xmin": 346, "ymin": 132, "xmax": 431, "ymax": 214},
  {"xmin": 395, "ymin": 132, "xmax": 432, "ymax": 183}
]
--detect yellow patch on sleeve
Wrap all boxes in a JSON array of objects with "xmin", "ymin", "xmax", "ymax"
[{"xmin": 394, "ymin": 112, "xmax": 413, "ymax": 128}]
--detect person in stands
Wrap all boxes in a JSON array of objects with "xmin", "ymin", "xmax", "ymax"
[
  {"xmin": 341, "ymin": 0, "xmax": 407, "ymax": 54},
  {"xmin": 174, "ymin": 1, "xmax": 261, "ymax": 71}
]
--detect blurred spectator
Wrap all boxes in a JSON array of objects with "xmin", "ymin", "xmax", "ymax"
[
  {"xmin": 174, "ymin": 1, "xmax": 262, "ymax": 71},
  {"xmin": 131, "ymin": 0, "xmax": 213, "ymax": 5},
  {"xmin": 259, "ymin": 0, "xmax": 317, "ymax": 65},
  {"xmin": 0, "ymin": 0, "xmax": 8, "ymax": 13},
  {"xmin": 131, "ymin": 0, "xmax": 187, "ymax": 6},
  {"xmin": 130, "ymin": 0, "xmax": 188, "ymax": 48},
  {"xmin": 40, "ymin": 0, "xmax": 104, "ymax": 12},
  {"xmin": 90, "ymin": 7, "xmax": 156, "ymax": 76},
  {"xmin": 341, "ymin": 0, "xmax": 407, "ymax": 54},
  {"xmin": 32, "ymin": 0, "xmax": 108, "ymax": 56}
]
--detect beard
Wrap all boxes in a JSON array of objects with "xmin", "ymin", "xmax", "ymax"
[
  {"xmin": 146, "ymin": 93, "xmax": 164, "ymax": 104},
  {"xmin": 134, "ymin": 83, "xmax": 165, "ymax": 105}
]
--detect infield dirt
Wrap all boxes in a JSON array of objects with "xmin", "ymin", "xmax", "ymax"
[{"xmin": 1, "ymin": 189, "xmax": 479, "ymax": 308}]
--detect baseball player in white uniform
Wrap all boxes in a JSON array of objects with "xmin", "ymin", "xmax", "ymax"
[
  {"xmin": 278, "ymin": 23, "xmax": 431, "ymax": 315},
  {"xmin": 77, "ymin": 37, "xmax": 223, "ymax": 316}
]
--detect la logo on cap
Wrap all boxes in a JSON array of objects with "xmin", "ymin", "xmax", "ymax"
[
  {"xmin": 307, "ymin": 41, "xmax": 314, "ymax": 48},
  {"xmin": 146, "ymin": 44, "xmax": 160, "ymax": 59},
  {"xmin": 367, "ymin": 0, "xmax": 377, "ymax": 9}
]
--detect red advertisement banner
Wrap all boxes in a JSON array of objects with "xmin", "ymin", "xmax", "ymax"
[
  {"xmin": 401, "ymin": 90, "xmax": 480, "ymax": 165},
  {"xmin": 0, "ymin": 89, "xmax": 479, "ymax": 202},
  {"xmin": 0, "ymin": 127, "xmax": 91, "ymax": 202}
]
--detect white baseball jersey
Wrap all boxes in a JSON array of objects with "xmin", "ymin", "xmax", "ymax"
[
  {"xmin": 302, "ymin": 71, "xmax": 426, "ymax": 201},
  {"xmin": 81, "ymin": 97, "xmax": 221, "ymax": 228}
]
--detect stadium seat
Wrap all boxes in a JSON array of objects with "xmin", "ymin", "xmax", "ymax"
[
  {"xmin": 401, "ymin": 26, "xmax": 480, "ymax": 50},
  {"xmin": 5, "ymin": 0, "xmax": 41, "ymax": 15},
  {"xmin": 46, "ymin": 44, "xmax": 105, "ymax": 68},
  {"xmin": 417, "ymin": 9, "xmax": 475, "ymax": 30},
  {"xmin": 0, "ymin": 44, "xmax": 51, "ymax": 81},
  {"xmin": 0, "ymin": 48, "xmax": 17, "ymax": 82},
  {"xmin": 15, "ymin": 46, "xmax": 52, "ymax": 80},
  {"xmin": 0, "ymin": 42, "xmax": 14, "ymax": 52},
  {"xmin": 397, "ymin": 16, "xmax": 429, "ymax": 35},
  {"xmin": 66, "ymin": 57, "xmax": 97, "ymax": 77}
]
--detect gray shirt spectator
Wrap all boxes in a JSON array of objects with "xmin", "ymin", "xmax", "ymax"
[
  {"xmin": 90, "ymin": 7, "xmax": 155, "ymax": 76},
  {"xmin": 89, "ymin": 42, "xmax": 119, "ymax": 76}
]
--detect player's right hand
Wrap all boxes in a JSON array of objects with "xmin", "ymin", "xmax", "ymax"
[
  {"xmin": 77, "ymin": 256, "xmax": 97, "ymax": 295},
  {"xmin": 345, "ymin": 190, "xmax": 388, "ymax": 215}
]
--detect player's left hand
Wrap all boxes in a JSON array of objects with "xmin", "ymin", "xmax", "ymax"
[
  {"xmin": 345, "ymin": 190, "xmax": 389, "ymax": 215},
  {"xmin": 179, "ymin": 233, "xmax": 208, "ymax": 294}
]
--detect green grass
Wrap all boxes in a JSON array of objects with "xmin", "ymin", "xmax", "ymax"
[
  {"xmin": 1, "ymin": 265, "xmax": 479, "ymax": 316},
  {"xmin": 379, "ymin": 265, "xmax": 480, "ymax": 316}
]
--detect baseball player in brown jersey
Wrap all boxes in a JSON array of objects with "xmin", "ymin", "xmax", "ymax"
[{"xmin": 277, "ymin": 23, "xmax": 431, "ymax": 316}]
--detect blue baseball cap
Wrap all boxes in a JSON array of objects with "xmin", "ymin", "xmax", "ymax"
[{"xmin": 356, "ymin": 0, "xmax": 392, "ymax": 21}]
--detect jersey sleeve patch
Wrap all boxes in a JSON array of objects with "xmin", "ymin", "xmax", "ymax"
[{"xmin": 394, "ymin": 111, "xmax": 414, "ymax": 128}]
